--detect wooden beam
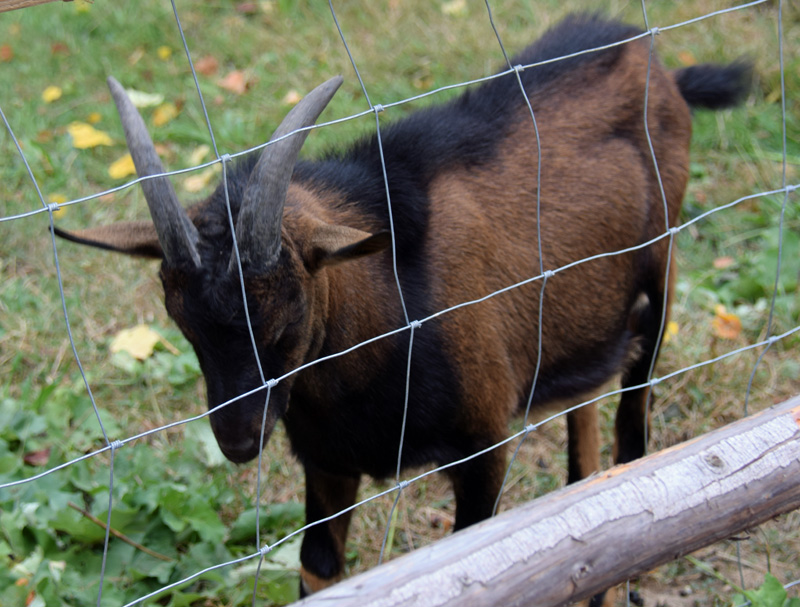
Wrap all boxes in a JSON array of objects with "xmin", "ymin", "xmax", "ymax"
[
  {"xmin": 296, "ymin": 396, "xmax": 800, "ymax": 607},
  {"xmin": 0, "ymin": 0, "xmax": 72, "ymax": 13}
]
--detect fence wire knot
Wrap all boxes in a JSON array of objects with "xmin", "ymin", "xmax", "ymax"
[
  {"xmin": 513, "ymin": 64, "xmax": 525, "ymax": 74},
  {"xmin": 669, "ymin": 226, "xmax": 680, "ymax": 237},
  {"xmin": 373, "ymin": 104, "xmax": 385, "ymax": 114},
  {"xmin": 409, "ymin": 319, "xmax": 422, "ymax": 330},
  {"xmin": 650, "ymin": 26, "xmax": 661, "ymax": 36},
  {"xmin": 649, "ymin": 377, "xmax": 662, "ymax": 388},
  {"xmin": 259, "ymin": 544, "xmax": 272, "ymax": 557},
  {"xmin": 220, "ymin": 153, "xmax": 232, "ymax": 165},
  {"xmin": 543, "ymin": 270, "xmax": 555, "ymax": 280},
  {"xmin": 397, "ymin": 480, "xmax": 410, "ymax": 491},
  {"xmin": 47, "ymin": 202, "xmax": 61, "ymax": 214},
  {"xmin": 110, "ymin": 440, "xmax": 123, "ymax": 451},
  {"xmin": 265, "ymin": 378, "xmax": 278, "ymax": 390}
]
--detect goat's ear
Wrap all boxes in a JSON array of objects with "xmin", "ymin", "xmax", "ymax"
[
  {"xmin": 53, "ymin": 222, "xmax": 163, "ymax": 259},
  {"xmin": 307, "ymin": 224, "xmax": 391, "ymax": 271}
]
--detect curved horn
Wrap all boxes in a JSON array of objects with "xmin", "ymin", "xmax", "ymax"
[
  {"xmin": 108, "ymin": 77, "xmax": 201, "ymax": 268},
  {"xmin": 231, "ymin": 76, "xmax": 343, "ymax": 272}
]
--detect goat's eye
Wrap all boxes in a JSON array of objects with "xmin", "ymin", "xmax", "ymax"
[{"xmin": 273, "ymin": 315, "xmax": 302, "ymax": 345}]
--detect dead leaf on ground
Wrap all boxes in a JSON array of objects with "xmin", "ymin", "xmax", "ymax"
[
  {"xmin": 184, "ymin": 164, "xmax": 221, "ymax": 192},
  {"xmin": 42, "ymin": 85, "xmax": 62, "ymax": 103},
  {"xmin": 713, "ymin": 256, "xmax": 736, "ymax": 270},
  {"xmin": 0, "ymin": 44, "xmax": 13, "ymax": 62},
  {"xmin": 678, "ymin": 50, "xmax": 696, "ymax": 66},
  {"xmin": 67, "ymin": 122, "xmax": 113, "ymax": 149},
  {"xmin": 662, "ymin": 320, "xmax": 679, "ymax": 344},
  {"xmin": 111, "ymin": 324, "xmax": 162, "ymax": 360},
  {"xmin": 24, "ymin": 449, "xmax": 51, "ymax": 466},
  {"xmin": 441, "ymin": 0, "xmax": 466, "ymax": 16},
  {"xmin": 712, "ymin": 305, "xmax": 742, "ymax": 340},
  {"xmin": 236, "ymin": 2, "xmax": 258, "ymax": 14},
  {"xmin": 195, "ymin": 55, "xmax": 219, "ymax": 76},
  {"xmin": 218, "ymin": 70, "xmax": 249, "ymax": 95},
  {"xmin": 51, "ymin": 42, "xmax": 70, "ymax": 56},
  {"xmin": 125, "ymin": 88, "xmax": 164, "ymax": 108},
  {"xmin": 282, "ymin": 89, "xmax": 302, "ymax": 105},
  {"xmin": 152, "ymin": 102, "xmax": 179, "ymax": 127},
  {"xmin": 108, "ymin": 154, "xmax": 136, "ymax": 179},
  {"xmin": 189, "ymin": 144, "xmax": 211, "ymax": 166}
]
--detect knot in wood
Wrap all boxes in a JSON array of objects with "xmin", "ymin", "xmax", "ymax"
[
  {"xmin": 571, "ymin": 560, "xmax": 592, "ymax": 582},
  {"xmin": 703, "ymin": 452, "xmax": 725, "ymax": 469}
]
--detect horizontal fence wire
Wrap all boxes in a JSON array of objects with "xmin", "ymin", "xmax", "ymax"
[{"xmin": 1, "ymin": 0, "xmax": 797, "ymax": 605}]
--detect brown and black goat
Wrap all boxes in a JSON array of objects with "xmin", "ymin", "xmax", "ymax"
[{"xmin": 56, "ymin": 14, "xmax": 750, "ymax": 599}]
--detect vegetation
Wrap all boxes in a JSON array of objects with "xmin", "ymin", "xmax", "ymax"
[{"xmin": 1, "ymin": 0, "xmax": 798, "ymax": 605}]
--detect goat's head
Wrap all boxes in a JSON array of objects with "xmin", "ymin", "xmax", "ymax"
[{"xmin": 60, "ymin": 77, "xmax": 389, "ymax": 463}]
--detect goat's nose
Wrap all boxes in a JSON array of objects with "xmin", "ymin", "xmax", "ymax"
[{"xmin": 217, "ymin": 437, "xmax": 258, "ymax": 464}]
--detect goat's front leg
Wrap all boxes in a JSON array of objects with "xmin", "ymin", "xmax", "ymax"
[
  {"xmin": 299, "ymin": 465, "xmax": 360, "ymax": 597},
  {"xmin": 447, "ymin": 444, "xmax": 507, "ymax": 531}
]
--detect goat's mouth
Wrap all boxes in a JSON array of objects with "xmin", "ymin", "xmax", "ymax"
[
  {"xmin": 218, "ymin": 438, "xmax": 262, "ymax": 464},
  {"xmin": 208, "ymin": 401, "xmax": 283, "ymax": 464}
]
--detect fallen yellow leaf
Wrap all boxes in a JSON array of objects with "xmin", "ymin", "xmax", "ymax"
[
  {"xmin": 128, "ymin": 48, "xmax": 145, "ymax": 66},
  {"xmin": 662, "ymin": 320, "xmax": 679, "ymax": 344},
  {"xmin": 712, "ymin": 305, "xmax": 742, "ymax": 340},
  {"xmin": 152, "ymin": 102, "xmax": 179, "ymax": 127},
  {"xmin": 183, "ymin": 165, "xmax": 221, "ymax": 193},
  {"xmin": 189, "ymin": 144, "xmax": 211, "ymax": 166},
  {"xmin": 42, "ymin": 85, "xmax": 62, "ymax": 103},
  {"xmin": 67, "ymin": 122, "xmax": 113, "ymax": 149},
  {"xmin": 157, "ymin": 45, "xmax": 172, "ymax": 60},
  {"xmin": 125, "ymin": 88, "xmax": 164, "ymax": 108},
  {"xmin": 110, "ymin": 324, "xmax": 162, "ymax": 361},
  {"xmin": 108, "ymin": 154, "xmax": 136, "ymax": 179},
  {"xmin": 441, "ymin": 0, "xmax": 466, "ymax": 16},
  {"xmin": 87, "ymin": 112, "xmax": 102, "ymax": 124}
]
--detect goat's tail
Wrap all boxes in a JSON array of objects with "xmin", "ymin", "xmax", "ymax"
[{"xmin": 674, "ymin": 61, "xmax": 753, "ymax": 110}]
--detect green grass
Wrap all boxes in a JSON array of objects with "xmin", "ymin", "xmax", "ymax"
[{"xmin": 1, "ymin": 0, "xmax": 799, "ymax": 605}]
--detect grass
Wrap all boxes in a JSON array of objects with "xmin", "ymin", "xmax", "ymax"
[{"xmin": 1, "ymin": 0, "xmax": 799, "ymax": 605}]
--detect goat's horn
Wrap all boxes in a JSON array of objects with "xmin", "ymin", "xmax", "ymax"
[
  {"xmin": 108, "ymin": 77, "xmax": 201, "ymax": 268},
  {"xmin": 232, "ymin": 76, "xmax": 343, "ymax": 273}
]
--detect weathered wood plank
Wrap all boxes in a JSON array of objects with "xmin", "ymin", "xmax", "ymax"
[{"xmin": 295, "ymin": 396, "xmax": 800, "ymax": 607}]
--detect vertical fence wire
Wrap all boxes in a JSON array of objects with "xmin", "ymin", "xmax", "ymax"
[{"xmin": 1, "ymin": 0, "xmax": 798, "ymax": 604}]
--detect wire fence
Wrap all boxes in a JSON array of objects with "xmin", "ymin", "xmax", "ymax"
[{"xmin": 1, "ymin": 0, "xmax": 798, "ymax": 605}]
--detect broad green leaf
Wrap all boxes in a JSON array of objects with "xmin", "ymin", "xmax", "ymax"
[
  {"xmin": 184, "ymin": 422, "xmax": 227, "ymax": 467},
  {"xmin": 228, "ymin": 502, "xmax": 304, "ymax": 545}
]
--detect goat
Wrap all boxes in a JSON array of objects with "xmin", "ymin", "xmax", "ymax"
[{"xmin": 55, "ymin": 13, "xmax": 750, "ymax": 599}]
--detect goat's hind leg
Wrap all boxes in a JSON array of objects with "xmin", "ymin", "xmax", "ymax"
[{"xmin": 614, "ymin": 272, "xmax": 674, "ymax": 466}]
